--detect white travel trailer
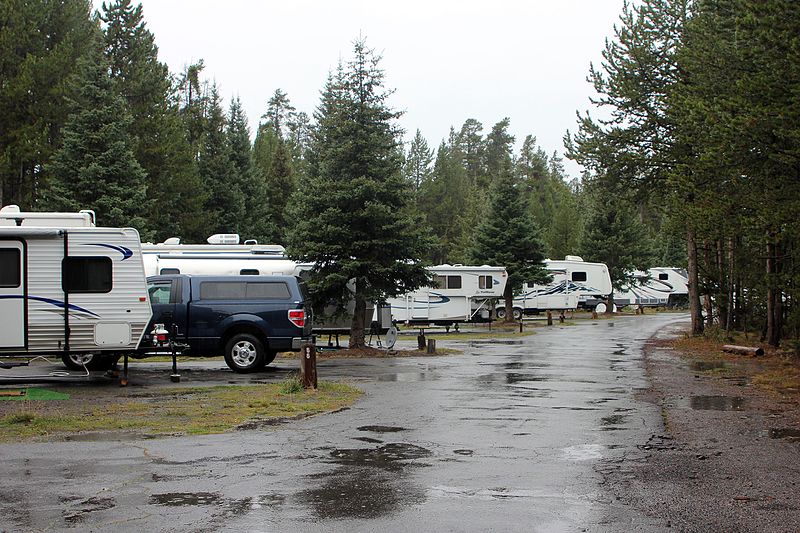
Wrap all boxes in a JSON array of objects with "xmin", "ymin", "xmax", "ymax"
[
  {"xmin": 0, "ymin": 206, "xmax": 152, "ymax": 370},
  {"xmin": 495, "ymin": 256, "xmax": 612, "ymax": 319},
  {"xmin": 141, "ymin": 236, "xmax": 389, "ymax": 333},
  {"xmin": 387, "ymin": 264, "xmax": 508, "ymax": 325}
]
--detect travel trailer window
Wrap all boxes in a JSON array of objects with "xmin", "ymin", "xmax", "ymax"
[
  {"xmin": 200, "ymin": 281, "xmax": 291, "ymax": 300},
  {"xmin": 160, "ymin": 268, "xmax": 180, "ymax": 275},
  {"xmin": 572, "ymin": 272, "xmax": 587, "ymax": 282},
  {"xmin": 0, "ymin": 248, "xmax": 20, "ymax": 287},
  {"xmin": 62, "ymin": 257, "xmax": 112, "ymax": 293},
  {"xmin": 240, "ymin": 269, "xmax": 259, "ymax": 275},
  {"xmin": 659, "ymin": 273, "xmax": 669, "ymax": 281},
  {"xmin": 479, "ymin": 275, "xmax": 493, "ymax": 289}
]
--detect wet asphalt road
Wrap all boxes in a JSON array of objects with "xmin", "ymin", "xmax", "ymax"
[{"xmin": 0, "ymin": 313, "xmax": 688, "ymax": 532}]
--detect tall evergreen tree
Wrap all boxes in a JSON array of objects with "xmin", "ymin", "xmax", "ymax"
[
  {"xmin": 579, "ymin": 191, "xmax": 654, "ymax": 312},
  {"xmin": 198, "ymin": 86, "xmax": 242, "ymax": 235},
  {"xmin": 403, "ymin": 129, "xmax": 433, "ymax": 191},
  {"xmin": 0, "ymin": 0, "xmax": 96, "ymax": 208},
  {"xmin": 470, "ymin": 171, "xmax": 551, "ymax": 323},
  {"xmin": 286, "ymin": 39, "xmax": 432, "ymax": 347},
  {"xmin": 100, "ymin": 0, "xmax": 204, "ymax": 241},
  {"xmin": 45, "ymin": 52, "xmax": 147, "ymax": 231}
]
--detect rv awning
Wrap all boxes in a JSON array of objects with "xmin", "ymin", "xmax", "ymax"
[{"xmin": 0, "ymin": 227, "xmax": 64, "ymax": 238}]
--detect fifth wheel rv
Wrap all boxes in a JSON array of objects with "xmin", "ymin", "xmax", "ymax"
[
  {"xmin": 387, "ymin": 264, "xmax": 508, "ymax": 326},
  {"xmin": 495, "ymin": 256, "xmax": 612, "ymax": 319},
  {"xmin": 0, "ymin": 205, "xmax": 152, "ymax": 370}
]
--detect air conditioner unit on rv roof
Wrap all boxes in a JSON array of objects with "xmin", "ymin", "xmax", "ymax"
[{"xmin": 207, "ymin": 233, "xmax": 240, "ymax": 245}]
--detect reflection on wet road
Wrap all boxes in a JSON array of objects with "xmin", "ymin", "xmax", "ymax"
[{"xmin": 0, "ymin": 314, "xmax": 687, "ymax": 532}]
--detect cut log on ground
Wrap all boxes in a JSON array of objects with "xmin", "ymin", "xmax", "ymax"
[{"xmin": 722, "ymin": 345, "xmax": 765, "ymax": 357}]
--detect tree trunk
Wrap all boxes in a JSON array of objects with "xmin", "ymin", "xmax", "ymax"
[
  {"xmin": 726, "ymin": 237, "xmax": 736, "ymax": 335},
  {"xmin": 503, "ymin": 283, "xmax": 515, "ymax": 323},
  {"xmin": 687, "ymin": 228, "xmax": 704, "ymax": 335},
  {"xmin": 606, "ymin": 291, "xmax": 614, "ymax": 314},
  {"xmin": 349, "ymin": 277, "xmax": 367, "ymax": 349},
  {"xmin": 766, "ymin": 239, "xmax": 781, "ymax": 347},
  {"xmin": 703, "ymin": 240, "xmax": 714, "ymax": 329},
  {"xmin": 717, "ymin": 239, "xmax": 728, "ymax": 330}
]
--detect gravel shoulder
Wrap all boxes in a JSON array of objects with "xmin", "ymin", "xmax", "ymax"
[{"xmin": 603, "ymin": 322, "xmax": 800, "ymax": 532}]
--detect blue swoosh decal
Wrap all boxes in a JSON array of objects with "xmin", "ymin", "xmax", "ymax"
[
  {"xmin": 86, "ymin": 243, "xmax": 133, "ymax": 260},
  {"xmin": 0, "ymin": 295, "xmax": 101, "ymax": 318}
]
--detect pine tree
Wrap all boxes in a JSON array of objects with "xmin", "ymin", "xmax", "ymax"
[
  {"xmin": 100, "ymin": 0, "xmax": 204, "ymax": 241},
  {"xmin": 45, "ymin": 52, "xmax": 147, "ymax": 231},
  {"xmin": 286, "ymin": 39, "xmax": 432, "ymax": 347},
  {"xmin": 403, "ymin": 129, "xmax": 433, "ymax": 191},
  {"xmin": 0, "ymin": 0, "xmax": 96, "ymax": 208},
  {"xmin": 579, "ymin": 191, "xmax": 654, "ymax": 313},
  {"xmin": 198, "ymin": 86, "xmax": 242, "ymax": 235},
  {"xmin": 470, "ymin": 171, "xmax": 551, "ymax": 322}
]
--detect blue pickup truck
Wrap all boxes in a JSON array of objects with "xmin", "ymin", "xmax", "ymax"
[{"xmin": 143, "ymin": 274, "xmax": 314, "ymax": 372}]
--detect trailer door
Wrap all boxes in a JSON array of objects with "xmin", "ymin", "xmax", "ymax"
[{"xmin": 0, "ymin": 241, "xmax": 25, "ymax": 348}]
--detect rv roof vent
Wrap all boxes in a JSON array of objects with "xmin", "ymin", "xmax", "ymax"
[
  {"xmin": 244, "ymin": 239, "xmax": 258, "ymax": 245},
  {"xmin": 163, "ymin": 237, "xmax": 181, "ymax": 245},
  {"xmin": 564, "ymin": 255, "xmax": 584, "ymax": 262},
  {"xmin": 0, "ymin": 205, "xmax": 20, "ymax": 213},
  {"xmin": 207, "ymin": 233, "xmax": 240, "ymax": 245}
]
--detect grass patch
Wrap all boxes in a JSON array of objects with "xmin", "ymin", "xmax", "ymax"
[{"xmin": 0, "ymin": 381, "xmax": 362, "ymax": 442}]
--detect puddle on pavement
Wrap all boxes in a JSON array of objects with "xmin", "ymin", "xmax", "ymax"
[
  {"xmin": 769, "ymin": 428, "xmax": 800, "ymax": 442},
  {"xmin": 690, "ymin": 361, "xmax": 727, "ymax": 371},
  {"xmin": 453, "ymin": 449, "xmax": 474, "ymax": 456},
  {"xmin": 468, "ymin": 340, "xmax": 524, "ymax": 346},
  {"xmin": 377, "ymin": 373, "xmax": 431, "ymax": 382},
  {"xmin": 562, "ymin": 444, "xmax": 605, "ymax": 461},
  {"xmin": 600, "ymin": 414, "xmax": 627, "ymax": 427},
  {"xmin": 149, "ymin": 492, "xmax": 221, "ymax": 506},
  {"xmin": 690, "ymin": 395, "xmax": 745, "ymax": 411},
  {"xmin": 353, "ymin": 436, "xmax": 383, "ymax": 444},
  {"xmin": 505, "ymin": 373, "xmax": 549, "ymax": 383},
  {"xmin": 358, "ymin": 425, "xmax": 408, "ymax": 433},
  {"xmin": 298, "ymin": 468, "xmax": 426, "ymax": 519},
  {"xmin": 62, "ymin": 497, "xmax": 116, "ymax": 523},
  {"xmin": 327, "ymin": 443, "xmax": 432, "ymax": 470},
  {"xmin": 428, "ymin": 485, "xmax": 537, "ymax": 500}
]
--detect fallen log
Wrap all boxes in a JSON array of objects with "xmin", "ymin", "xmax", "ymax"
[{"xmin": 722, "ymin": 344, "xmax": 764, "ymax": 357}]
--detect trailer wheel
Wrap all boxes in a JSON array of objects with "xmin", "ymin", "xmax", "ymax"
[
  {"xmin": 224, "ymin": 334, "xmax": 266, "ymax": 373},
  {"xmin": 512, "ymin": 307, "xmax": 523, "ymax": 321},
  {"xmin": 495, "ymin": 308, "xmax": 507, "ymax": 320},
  {"xmin": 61, "ymin": 353, "xmax": 115, "ymax": 371}
]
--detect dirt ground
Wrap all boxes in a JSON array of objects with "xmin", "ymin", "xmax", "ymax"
[{"xmin": 601, "ymin": 325, "xmax": 800, "ymax": 532}]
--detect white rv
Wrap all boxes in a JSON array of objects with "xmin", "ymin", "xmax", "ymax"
[
  {"xmin": 0, "ymin": 206, "xmax": 152, "ymax": 370},
  {"xmin": 617, "ymin": 267, "xmax": 688, "ymax": 308},
  {"xmin": 495, "ymin": 256, "xmax": 612, "ymax": 319},
  {"xmin": 387, "ymin": 264, "xmax": 508, "ymax": 325}
]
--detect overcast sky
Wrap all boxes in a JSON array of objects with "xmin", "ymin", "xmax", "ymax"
[{"xmin": 100, "ymin": 0, "xmax": 626, "ymax": 180}]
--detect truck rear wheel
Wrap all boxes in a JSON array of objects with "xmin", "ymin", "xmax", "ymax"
[{"xmin": 224, "ymin": 334, "xmax": 266, "ymax": 373}]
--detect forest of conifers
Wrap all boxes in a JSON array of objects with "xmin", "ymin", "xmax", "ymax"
[{"xmin": 1, "ymin": 0, "xmax": 798, "ymax": 346}]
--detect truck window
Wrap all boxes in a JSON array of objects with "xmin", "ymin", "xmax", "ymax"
[
  {"xmin": 148, "ymin": 281, "xmax": 173, "ymax": 305},
  {"xmin": 479, "ymin": 275, "xmax": 493, "ymax": 289},
  {"xmin": 63, "ymin": 257, "xmax": 112, "ymax": 293},
  {"xmin": 200, "ymin": 281, "xmax": 291, "ymax": 300},
  {"xmin": 0, "ymin": 248, "xmax": 20, "ymax": 288},
  {"xmin": 571, "ymin": 272, "xmax": 587, "ymax": 282}
]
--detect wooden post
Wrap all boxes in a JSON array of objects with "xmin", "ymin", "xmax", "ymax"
[
  {"xmin": 427, "ymin": 339, "xmax": 436, "ymax": 354},
  {"xmin": 417, "ymin": 330, "xmax": 426, "ymax": 351},
  {"xmin": 300, "ymin": 343, "xmax": 317, "ymax": 389},
  {"xmin": 546, "ymin": 311, "xmax": 553, "ymax": 326}
]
